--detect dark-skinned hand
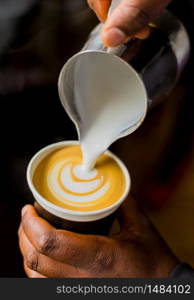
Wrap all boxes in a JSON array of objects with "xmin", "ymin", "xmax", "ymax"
[{"xmin": 18, "ymin": 196, "xmax": 178, "ymax": 278}]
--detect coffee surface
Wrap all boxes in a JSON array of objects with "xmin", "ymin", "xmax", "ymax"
[{"xmin": 33, "ymin": 145, "xmax": 126, "ymax": 212}]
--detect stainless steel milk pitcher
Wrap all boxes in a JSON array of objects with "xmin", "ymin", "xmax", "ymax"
[
  {"xmin": 58, "ymin": 9, "xmax": 190, "ymax": 141},
  {"xmin": 82, "ymin": 10, "xmax": 190, "ymax": 107}
]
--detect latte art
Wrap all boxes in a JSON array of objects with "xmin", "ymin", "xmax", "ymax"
[
  {"xmin": 47, "ymin": 162, "xmax": 109, "ymax": 203},
  {"xmin": 33, "ymin": 145, "xmax": 126, "ymax": 212}
]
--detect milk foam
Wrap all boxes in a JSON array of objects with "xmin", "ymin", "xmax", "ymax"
[
  {"xmin": 74, "ymin": 165, "xmax": 97, "ymax": 180},
  {"xmin": 47, "ymin": 160, "xmax": 108, "ymax": 205},
  {"xmin": 61, "ymin": 165, "xmax": 101, "ymax": 194}
]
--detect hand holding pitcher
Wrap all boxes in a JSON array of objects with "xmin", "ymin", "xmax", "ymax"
[{"xmin": 87, "ymin": 0, "xmax": 172, "ymax": 46}]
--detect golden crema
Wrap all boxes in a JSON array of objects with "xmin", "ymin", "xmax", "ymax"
[{"xmin": 33, "ymin": 145, "xmax": 126, "ymax": 212}]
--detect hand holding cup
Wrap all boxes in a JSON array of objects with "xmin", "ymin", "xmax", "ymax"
[{"xmin": 18, "ymin": 196, "xmax": 178, "ymax": 278}]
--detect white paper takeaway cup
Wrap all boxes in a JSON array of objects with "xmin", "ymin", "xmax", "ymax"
[{"xmin": 27, "ymin": 141, "xmax": 130, "ymax": 234}]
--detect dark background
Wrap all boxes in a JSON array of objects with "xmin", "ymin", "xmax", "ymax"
[{"xmin": 0, "ymin": 0, "xmax": 193, "ymax": 277}]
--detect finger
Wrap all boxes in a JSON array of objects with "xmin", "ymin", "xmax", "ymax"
[
  {"xmin": 18, "ymin": 223, "xmax": 22, "ymax": 238},
  {"xmin": 21, "ymin": 205, "xmax": 105, "ymax": 269},
  {"xmin": 121, "ymin": 26, "xmax": 150, "ymax": 45},
  {"xmin": 88, "ymin": 0, "xmax": 111, "ymax": 23},
  {"xmin": 102, "ymin": 0, "xmax": 171, "ymax": 46},
  {"xmin": 19, "ymin": 226, "xmax": 82, "ymax": 278},
  {"xmin": 135, "ymin": 26, "xmax": 151, "ymax": 39},
  {"xmin": 24, "ymin": 262, "xmax": 47, "ymax": 278}
]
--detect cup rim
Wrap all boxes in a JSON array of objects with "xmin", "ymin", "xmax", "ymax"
[{"xmin": 27, "ymin": 141, "xmax": 131, "ymax": 217}]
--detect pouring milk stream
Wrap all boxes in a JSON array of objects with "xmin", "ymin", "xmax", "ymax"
[{"xmin": 58, "ymin": 0, "xmax": 148, "ymax": 180}]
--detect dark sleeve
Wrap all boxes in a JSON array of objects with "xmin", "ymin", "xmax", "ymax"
[{"xmin": 170, "ymin": 263, "xmax": 194, "ymax": 279}]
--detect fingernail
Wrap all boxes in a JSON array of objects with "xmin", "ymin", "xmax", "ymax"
[
  {"xmin": 103, "ymin": 28, "xmax": 126, "ymax": 47},
  {"xmin": 22, "ymin": 206, "xmax": 28, "ymax": 217}
]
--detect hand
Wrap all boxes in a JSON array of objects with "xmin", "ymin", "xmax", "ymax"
[
  {"xmin": 18, "ymin": 197, "xmax": 178, "ymax": 278},
  {"xmin": 87, "ymin": 0, "xmax": 172, "ymax": 47}
]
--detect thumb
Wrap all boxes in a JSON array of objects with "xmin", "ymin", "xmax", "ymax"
[{"xmin": 102, "ymin": 0, "xmax": 171, "ymax": 47}]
